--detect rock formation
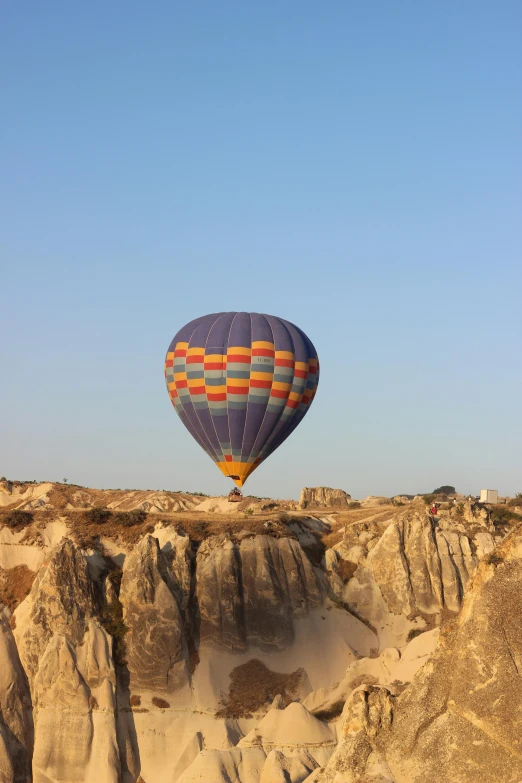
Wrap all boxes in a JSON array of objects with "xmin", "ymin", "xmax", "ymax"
[
  {"xmin": 299, "ymin": 488, "xmax": 352, "ymax": 509},
  {"xmin": 120, "ymin": 535, "xmax": 190, "ymax": 697},
  {"xmin": 0, "ymin": 608, "xmax": 32, "ymax": 783},
  {"xmin": 196, "ymin": 534, "xmax": 323, "ymax": 652},
  {"xmin": 327, "ymin": 506, "xmax": 496, "ymax": 648},
  {"xmin": 260, "ymin": 750, "xmax": 319, "ymax": 783},
  {"xmin": 13, "ymin": 540, "xmax": 120, "ymax": 783},
  {"xmin": 313, "ymin": 523, "xmax": 522, "ymax": 783},
  {"xmin": 0, "ymin": 482, "xmax": 519, "ymax": 782}
]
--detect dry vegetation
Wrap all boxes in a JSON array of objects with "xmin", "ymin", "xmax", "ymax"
[
  {"xmin": 337, "ymin": 558, "xmax": 358, "ymax": 583},
  {"xmin": 0, "ymin": 504, "xmax": 305, "ymax": 549},
  {"xmin": 67, "ymin": 509, "xmax": 301, "ymax": 548},
  {"xmin": 66, "ymin": 510, "xmax": 157, "ymax": 550},
  {"xmin": 216, "ymin": 659, "xmax": 308, "ymax": 719},
  {"xmin": 151, "ymin": 697, "xmax": 171, "ymax": 709},
  {"xmin": 1, "ymin": 509, "xmax": 34, "ymax": 530},
  {"xmin": 0, "ymin": 565, "xmax": 37, "ymax": 610}
]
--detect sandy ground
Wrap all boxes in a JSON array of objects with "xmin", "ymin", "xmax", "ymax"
[
  {"xmin": 192, "ymin": 605, "xmax": 377, "ymax": 714},
  {"xmin": 0, "ymin": 543, "xmax": 45, "ymax": 570}
]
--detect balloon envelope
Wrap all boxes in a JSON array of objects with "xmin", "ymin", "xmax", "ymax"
[{"xmin": 164, "ymin": 312, "xmax": 319, "ymax": 486}]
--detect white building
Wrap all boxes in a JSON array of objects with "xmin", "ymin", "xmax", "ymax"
[{"xmin": 480, "ymin": 489, "xmax": 498, "ymax": 504}]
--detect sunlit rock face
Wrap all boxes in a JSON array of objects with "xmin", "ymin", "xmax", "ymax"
[
  {"xmin": 314, "ymin": 524, "xmax": 522, "ymax": 783},
  {"xmin": 0, "ymin": 607, "xmax": 33, "ymax": 783},
  {"xmin": 196, "ymin": 533, "xmax": 323, "ymax": 652},
  {"xmin": 120, "ymin": 534, "xmax": 191, "ymax": 696},
  {"xmin": 0, "ymin": 486, "xmax": 518, "ymax": 783},
  {"xmin": 299, "ymin": 487, "xmax": 352, "ymax": 509},
  {"xmin": 367, "ymin": 515, "xmax": 477, "ymax": 614},
  {"xmin": 12, "ymin": 540, "xmax": 119, "ymax": 783},
  {"xmin": 329, "ymin": 508, "xmax": 496, "ymax": 652}
]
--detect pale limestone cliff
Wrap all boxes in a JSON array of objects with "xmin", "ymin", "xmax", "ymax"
[
  {"xmin": 326, "ymin": 508, "xmax": 496, "ymax": 651},
  {"xmin": 13, "ymin": 540, "xmax": 119, "ymax": 783},
  {"xmin": 120, "ymin": 535, "xmax": 190, "ymax": 697},
  {"xmin": 313, "ymin": 524, "xmax": 522, "ymax": 783},
  {"xmin": 196, "ymin": 534, "xmax": 323, "ymax": 652},
  {"xmin": 368, "ymin": 515, "xmax": 471, "ymax": 614},
  {"xmin": 299, "ymin": 488, "xmax": 352, "ymax": 510},
  {"xmin": 0, "ymin": 490, "xmax": 517, "ymax": 783},
  {"xmin": 0, "ymin": 608, "xmax": 32, "ymax": 783}
]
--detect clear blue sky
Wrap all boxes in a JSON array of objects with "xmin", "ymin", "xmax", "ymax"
[{"xmin": 2, "ymin": 1, "xmax": 521, "ymax": 499}]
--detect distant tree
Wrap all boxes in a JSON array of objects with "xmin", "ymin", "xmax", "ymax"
[
  {"xmin": 63, "ymin": 478, "xmax": 68, "ymax": 484},
  {"xmin": 433, "ymin": 485, "xmax": 456, "ymax": 495}
]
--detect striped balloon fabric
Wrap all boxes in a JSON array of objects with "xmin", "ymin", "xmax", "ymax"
[{"xmin": 164, "ymin": 312, "xmax": 319, "ymax": 486}]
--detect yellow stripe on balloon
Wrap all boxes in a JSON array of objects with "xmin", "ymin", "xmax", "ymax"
[
  {"xmin": 227, "ymin": 378, "xmax": 250, "ymax": 388},
  {"xmin": 252, "ymin": 341, "xmax": 274, "ymax": 350}
]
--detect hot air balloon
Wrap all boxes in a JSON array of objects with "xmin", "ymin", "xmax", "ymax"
[{"xmin": 164, "ymin": 312, "xmax": 319, "ymax": 487}]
